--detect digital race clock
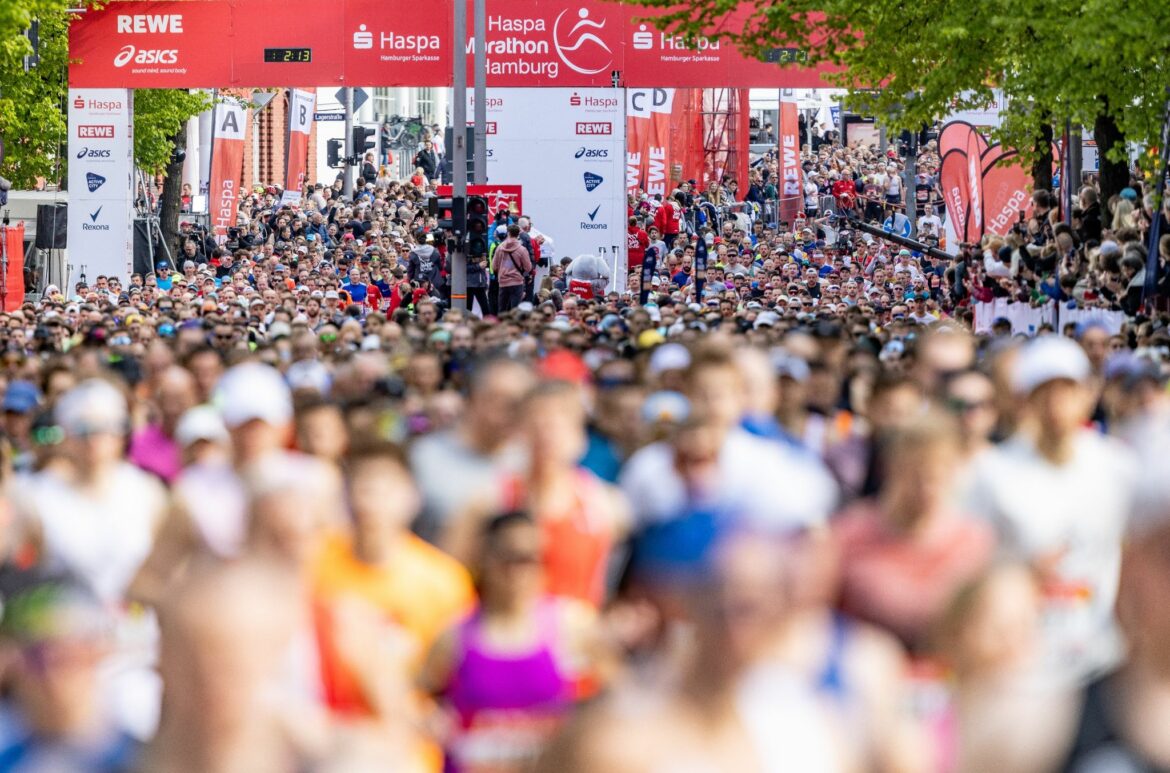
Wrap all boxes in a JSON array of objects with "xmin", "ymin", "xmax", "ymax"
[{"xmin": 263, "ymin": 48, "xmax": 312, "ymax": 63}]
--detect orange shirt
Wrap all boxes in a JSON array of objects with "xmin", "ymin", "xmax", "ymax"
[{"xmin": 312, "ymin": 531, "xmax": 475, "ymax": 715}]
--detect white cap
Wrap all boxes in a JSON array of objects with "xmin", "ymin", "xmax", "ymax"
[
  {"xmin": 648, "ymin": 342, "xmax": 692, "ymax": 377},
  {"xmin": 175, "ymin": 405, "xmax": 229, "ymax": 447},
  {"xmin": 1012, "ymin": 335, "xmax": 1091, "ymax": 394},
  {"xmin": 213, "ymin": 363, "xmax": 293, "ymax": 429},
  {"xmin": 56, "ymin": 379, "xmax": 127, "ymax": 437}
]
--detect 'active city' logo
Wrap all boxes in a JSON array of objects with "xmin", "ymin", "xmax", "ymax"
[
  {"xmin": 584, "ymin": 172, "xmax": 603, "ymax": 192},
  {"xmin": 86, "ymin": 173, "xmax": 106, "ymax": 192}
]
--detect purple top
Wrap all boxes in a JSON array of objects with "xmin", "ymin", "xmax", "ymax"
[
  {"xmin": 127, "ymin": 424, "xmax": 181, "ymax": 484},
  {"xmin": 444, "ymin": 600, "xmax": 572, "ymax": 772}
]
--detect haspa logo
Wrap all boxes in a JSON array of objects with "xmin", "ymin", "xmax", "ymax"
[
  {"xmin": 76, "ymin": 147, "xmax": 112, "ymax": 160},
  {"xmin": 553, "ymin": 8, "xmax": 613, "ymax": 75},
  {"xmin": 114, "ymin": 45, "xmax": 179, "ymax": 67},
  {"xmin": 575, "ymin": 146, "xmax": 609, "ymax": 159},
  {"xmin": 570, "ymin": 92, "xmax": 582, "ymax": 106},
  {"xmin": 631, "ymin": 23, "xmax": 721, "ymax": 52},
  {"xmin": 115, "ymin": 14, "xmax": 184, "ymax": 34},
  {"xmin": 352, "ymin": 24, "xmax": 441, "ymax": 52},
  {"xmin": 86, "ymin": 172, "xmax": 107, "ymax": 192},
  {"xmin": 78, "ymin": 125, "xmax": 114, "ymax": 139},
  {"xmin": 584, "ymin": 172, "xmax": 603, "ymax": 192},
  {"xmin": 575, "ymin": 122, "xmax": 612, "ymax": 135},
  {"xmin": 72, "ymin": 96, "xmax": 85, "ymax": 110}
]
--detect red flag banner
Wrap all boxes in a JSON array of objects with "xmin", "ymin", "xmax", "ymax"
[
  {"xmin": 285, "ymin": 88, "xmax": 315, "ymax": 196},
  {"xmin": 209, "ymin": 99, "xmax": 248, "ymax": 243},
  {"xmin": 938, "ymin": 121, "xmax": 1032, "ymax": 245},
  {"xmin": 435, "ymin": 184, "xmax": 523, "ymax": 216},
  {"xmin": 1, "ymin": 222, "xmax": 25, "ymax": 311},
  {"xmin": 778, "ymin": 101, "xmax": 803, "ymax": 227}
]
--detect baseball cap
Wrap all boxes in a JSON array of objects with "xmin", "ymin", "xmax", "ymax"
[
  {"xmin": 648, "ymin": 342, "xmax": 692, "ymax": 376},
  {"xmin": 175, "ymin": 405, "xmax": 229, "ymax": 448},
  {"xmin": 213, "ymin": 363, "xmax": 293, "ymax": 429},
  {"xmin": 3, "ymin": 381, "xmax": 41, "ymax": 415},
  {"xmin": 1012, "ymin": 335, "xmax": 1091, "ymax": 394},
  {"xmin": 56, "ymin": 380, "xmax": 128, "ymax": 437}
]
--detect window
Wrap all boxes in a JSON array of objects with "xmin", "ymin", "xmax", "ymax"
[
  {"xmin": 373, "ymin": 88, "xmax": 398, "ymax": 120},
  {"xmin": 416, "ymin": 88, "xmax": 435, "ymax": 125}
]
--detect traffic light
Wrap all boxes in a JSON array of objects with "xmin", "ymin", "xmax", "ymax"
[
  {"xmin": 427, "ymin": 195, "xmax": 465, "ymax": 237},
  {"xmin": 465, "ymin": 196, "xmax": 489, "ymax": 258},
  {"xmin": 352, "ymin": 126, "xmax": 376, "ymax": 157},
  {"xmin": 326, "ymin": 138, "xmax": 343, "ymax": 168}
]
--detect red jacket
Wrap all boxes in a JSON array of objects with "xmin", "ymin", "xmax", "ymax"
[
  {"xmin": 627, "ymin": 226, "xmax": 650, "ymax": 269},
  {"xmin": 653, "ymin": 201, "xmax": 682, "ymax": 236}
]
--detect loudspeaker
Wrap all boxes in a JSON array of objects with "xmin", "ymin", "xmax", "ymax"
[
  {"xmin": 133, "ymin": 219, "xmax": 166, "ymax": 276},
  {"xmin": 35, "ymin": 203, "xmax": 68, "ymax": 249}
]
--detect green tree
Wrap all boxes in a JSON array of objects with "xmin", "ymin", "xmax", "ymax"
[
  {"xmin": 0, "ymin": 5, "xmax": 69, "ymax": 188},
  {"xmin": 629, "ymin": 0, "xmax": 1170, "ymax": 206}
]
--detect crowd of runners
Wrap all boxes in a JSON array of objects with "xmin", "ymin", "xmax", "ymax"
[{"xmin": 1, "ymin": 127, "xmax": 1169, "ymax": 772}]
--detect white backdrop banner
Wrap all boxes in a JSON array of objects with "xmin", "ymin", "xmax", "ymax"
[
  {"xmin": 972, "ymin": 300, "xmax": 1126, "ymax": 336},
  {"xmin": 67, "ymin": 88, "xmax": 135, "ymax": 283},
  {"xmin": 473, "ymin": 88, "xmax": 626, "ymax": 291}
]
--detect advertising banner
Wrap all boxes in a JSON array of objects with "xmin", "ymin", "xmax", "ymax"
[
  {"xmin": 473, "ymin": 88, "xmax": 626, "ymax": 290},
  {"xmin": 435, "ymin": 184, "xmax": 524, "ymax": 216},
  {"xmin": 285, "ymin": 88, "xmax": 315, "ymax": 197},
  {"xmin": 67, "ymin": 88, "xmax": 135, "ymax": 283},
  {"xmin": 938, "ymin": 121, "xmax": 1032, "ymax": 248},
  {"xmin": 625, "ymin": 88, "xmax": 674, "ymax": 198},
  {"xmin": 69, "ymin": 0, "xmax": 834, "ymax": 89},
  {"xmin": 208, "ymin": 99, "xmax": 248, "ymax": 242},
  {"xmin": 1, "ymin": 223, "xmax": 25, "ymax": 311},
  {"xmin": 778, "ymin": 101, "xmax": 803, "ymax": 227}
]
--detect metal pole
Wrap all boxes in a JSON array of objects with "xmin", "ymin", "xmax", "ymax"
[
  {"xmin": 472, "ymin": 0, "xmax": 487, "ymax": 184},
  {"xmin": 1062, "ymin": 120, "xmax": 1073, "ymax": 224},
  {"xmin": 451, "ymin": 0, "xmax": 468, "ymax": 305},
  {"xmin": 903, "ymin": 130, "xmax": 917, "ymax": 237},
  {"xmin": 342, "ymin": 87, "xmax": 354, "ymax": 199},
  {"xmin": 1069, "ymin": 123, "xmax": 1083, "ymax": 211}
]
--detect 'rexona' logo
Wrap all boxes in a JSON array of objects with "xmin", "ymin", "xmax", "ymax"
[{"xmin": 553, "ymin": 8, "xmax": 612, "ymax": 76}]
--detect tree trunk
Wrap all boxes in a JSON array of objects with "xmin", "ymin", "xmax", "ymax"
[
  {"xmin": 158, "ymin": 127, "xmax": 186, "ymax": 267},
  {"xmin": 1031, "ymin": 121, "xmax": 1054, "ymax": 192},
  {"xmin": 1094, "ymin": 110, "xmax": 1128, "ymax": 218}
]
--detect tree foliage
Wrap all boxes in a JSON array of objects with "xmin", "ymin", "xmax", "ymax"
[
  {"xmin": 0, "ymin": 4, "xmax": 69, "ymax": 187},
  {"xmin": 629, "ymin": 0, "xmax": 1170, "ymax": 178},
  {"xmin": 0, "ymin": 1, "xmax": 210, "ymax": 188},
  {"xmin": 133, "ymin": 89, "xmax": 211, "ymax": 175}
]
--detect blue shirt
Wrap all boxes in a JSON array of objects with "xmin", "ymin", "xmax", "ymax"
[{"xmin": 343, "ymin": 282, "xmax": 368, "ymax": 302}]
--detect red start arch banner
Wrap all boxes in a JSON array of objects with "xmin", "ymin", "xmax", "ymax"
[{"xmin": 69, "ymin": 0, "xmax": 835, "ymax": 88}]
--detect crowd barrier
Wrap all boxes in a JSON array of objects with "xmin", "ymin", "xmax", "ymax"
[{"xmin": 972, "ymin": 300, "xmax": 1127, "ymax": 336}]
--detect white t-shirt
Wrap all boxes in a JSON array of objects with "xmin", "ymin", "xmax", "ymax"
[
  {"xmin": 917, "ymin": 215, "xmax": 942, "ymax": 237},
  {"xmin": 620, "ymin": 428, "xmax": 838, "ymax": 530},
  {"xmin": 16, "ymin": 463, "xmax": 166, "ymax": 604},
  {"xmin": 966, "ymin": 431, "xmax": 1136, "ymax": 680}
]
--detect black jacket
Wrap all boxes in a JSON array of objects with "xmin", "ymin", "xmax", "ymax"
[{"xmin": 414, "ymin": 149, "xmax": 438, "ymax": 178}]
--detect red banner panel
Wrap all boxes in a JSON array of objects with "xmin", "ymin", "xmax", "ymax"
[
  {"xmin": 208, "ymin": 101, "xmax": 248, "ymax": 241},
  {"xmin": 435, "ymin": 184, "xmax": 524, "ymax": 216},
  {"xmin": 938, "ymin": 121, "xmax": 1033, "ymax": 244},
  {"xmin": 778, "ymin": 101, "xmax": 804, "ymax": 226},
  {"xmin": 69, "ymin": 0, "xmax": 835, "ymax": 89}
]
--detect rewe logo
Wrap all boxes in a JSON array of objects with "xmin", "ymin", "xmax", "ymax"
[
  {"xmin": 575, "ymin": 122, "xmax": 612, "ymax": 135},
  {"xmin": 78, "ymin": 125, "xmax": 114, "ymax": 139},
  {"xmin": 76, "ymin": 147, "xmax": 112, "ymax": 160},
  {"xmin": 116, "ymin": 14, "xmax": 184, "ymax": 34},
  {"xmin": 86, "ymin": 172, "xmax": 107, "ymax": 192},
  {"xmin": 575, "ymin": 146, "xmax": 609, "ymax": 159},
  {"xmin": 114, "ymin": 45, "xmax": 179, "ymax": 67},
  {"xmin": 553, "ymin": 8, "xmax": 613, "ymax": 76},
  {"xmin": 584, "ymin": 172, "xmax": 603, "ymax": 192}
]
